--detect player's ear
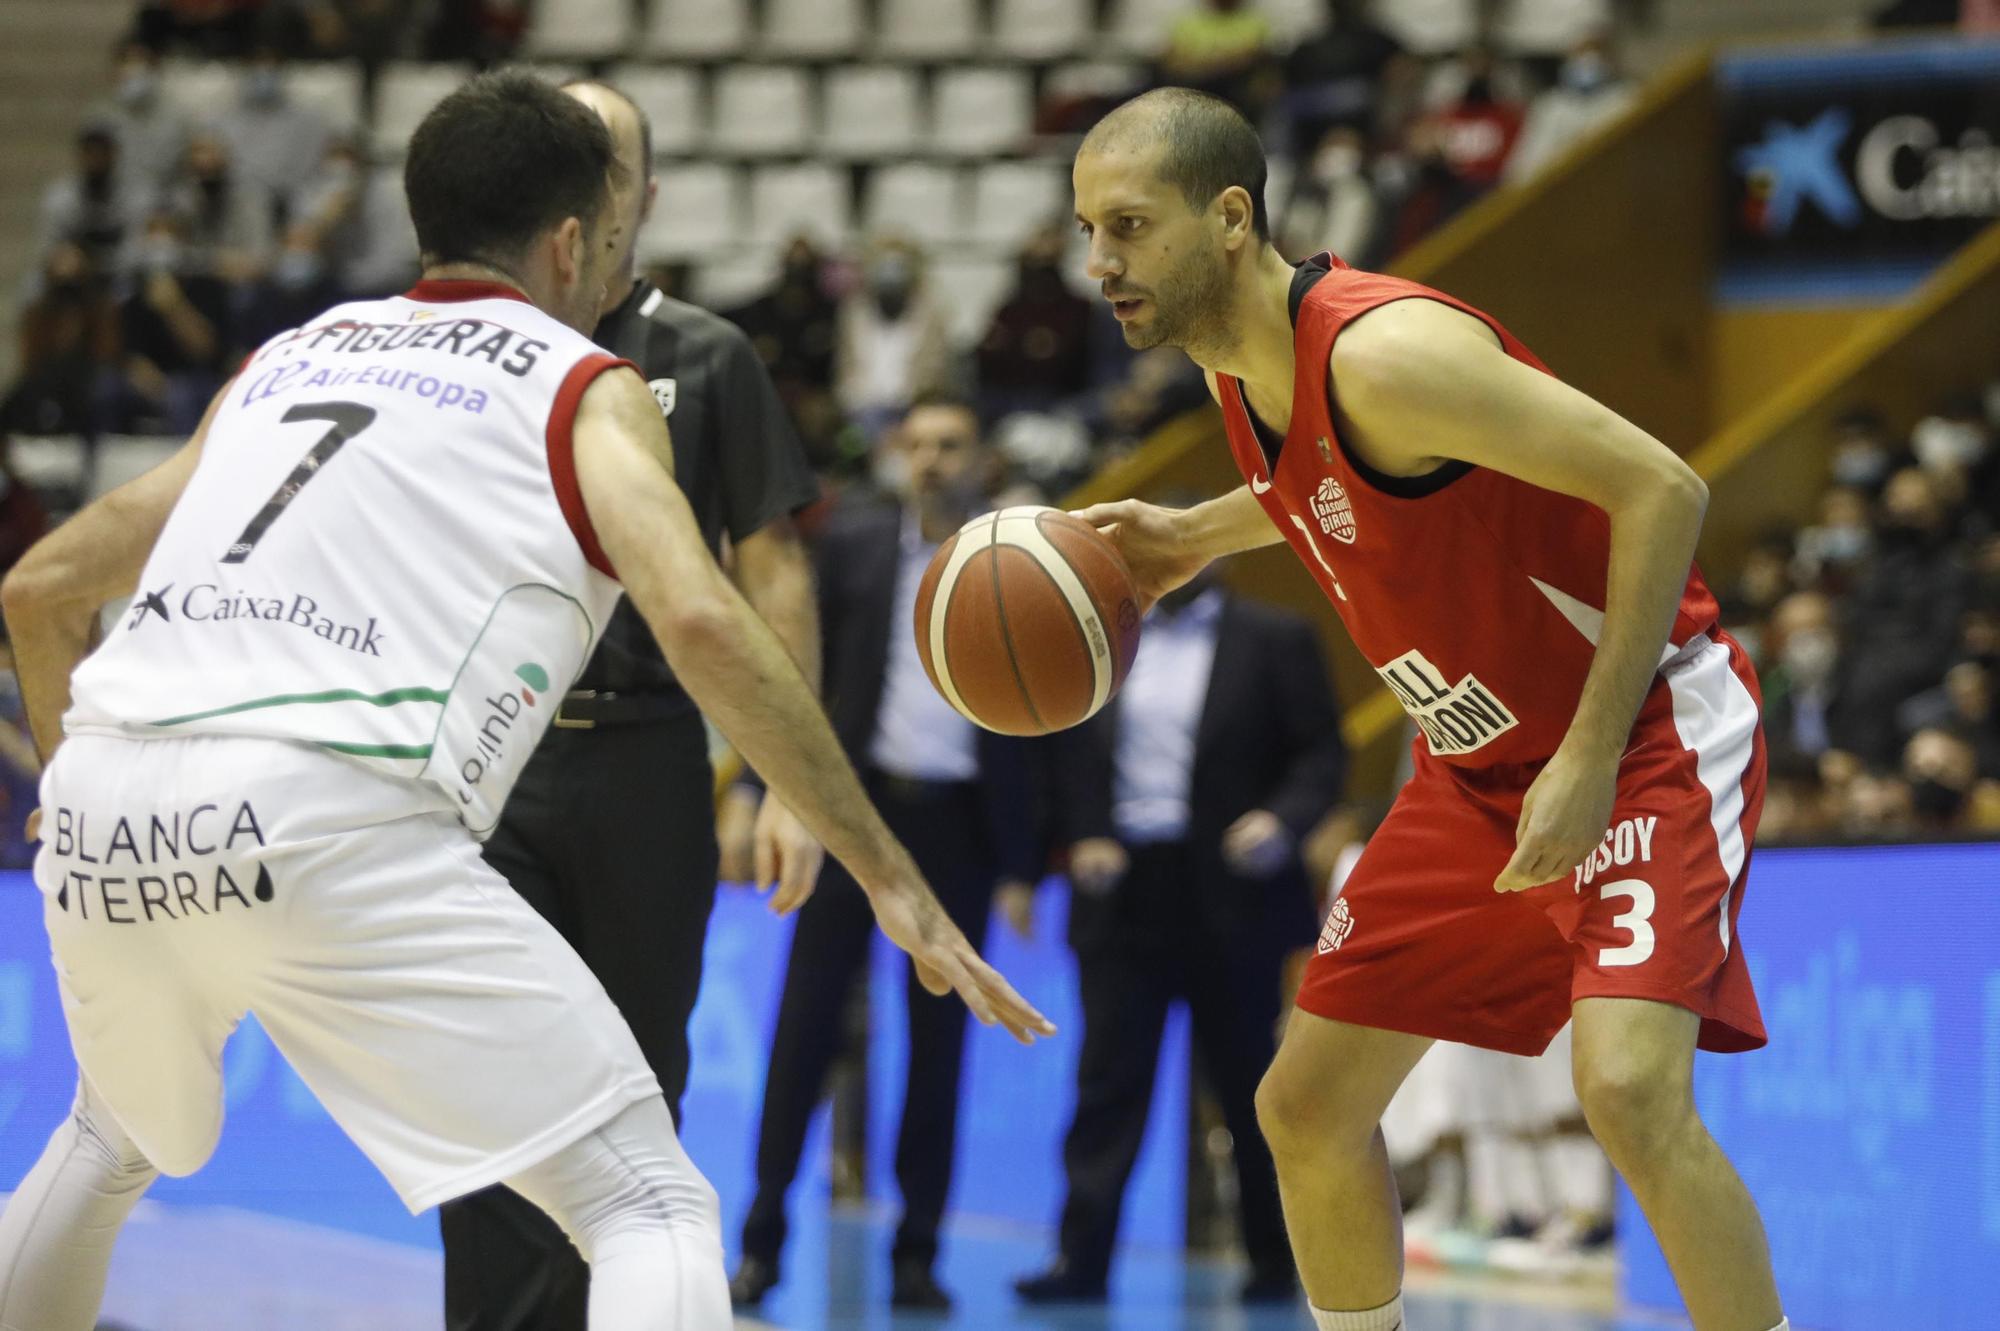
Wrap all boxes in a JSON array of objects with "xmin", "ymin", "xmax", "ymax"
[
  {"xmin": 641, "ymin": 174, "xmax": 659, "ymax": 225},
  {"xmin": 554, "ymin": 216, "xmax": 585, "ymax": 284},
  {"xmin": 1218, "ymin": 186, "xmax": 1255, "ymax": 251}
]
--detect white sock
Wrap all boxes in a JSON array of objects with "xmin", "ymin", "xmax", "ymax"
[
  {"xmin": 1311, "ymin": 1294, "xmax": 1405, "ymax": 1330},
  {"xmin": 1767, "ymin": 1321, "xmax": 1790, "ymax": 1331},
  {"xmin": 0, "ymin": 1083, "xmax": 157, "ymax": 1331}
]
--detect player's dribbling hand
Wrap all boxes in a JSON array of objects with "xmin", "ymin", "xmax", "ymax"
[
  {"xmin": 753, "ymin": 794, "xmax": 824, "ymax": 915},
  {"xmin": 1222, "ymin": 809, "xmax": 1293, "ymax": 877},
  {"xmin": 1069, "ymin": 498, "xmax": 1209, "ymax": 615},
  {"xmin": 1495, "ymin": 745, "xmax": 1619, "ymax": 893},
  {"xmin": 1067, "ymin": 837, "xmax": 1129, "ymax": 894},
  {"xmin": 868, "ymin": 874, "xmax": 1057, "ymax": 1045}
]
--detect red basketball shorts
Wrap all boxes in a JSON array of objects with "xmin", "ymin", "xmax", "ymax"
[{"xmin": 1299, "ymin": 634, "xmax": 1768, "ymax": 1056}]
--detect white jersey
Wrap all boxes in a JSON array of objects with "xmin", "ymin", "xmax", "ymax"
[{"xmin": 65, "ymin": 280, "xmax": 631, "ymax": 835}]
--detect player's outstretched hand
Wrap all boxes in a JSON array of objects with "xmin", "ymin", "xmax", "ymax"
[
  {"xmin": 1070, "ymin": 497, "xmax": 1208, "ymax": 615},
  {"xmin": 869, "ymin": 877, "xmax": 1057, "ymax": 1045},
  {"xmin": 753, "ymin": 793, "xmax": 824, "ymax": 915},
  {"xmin": 1495, "ymin": 745, "xmax": 1619, "ymax": 892}
]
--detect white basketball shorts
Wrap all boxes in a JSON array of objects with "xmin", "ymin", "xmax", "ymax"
[{"xmin": 32, "ymin": 733, "xmax": 662, "ymax": 1212}]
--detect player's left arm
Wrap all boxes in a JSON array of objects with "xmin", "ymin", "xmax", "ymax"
[
  {"xmin": 1, "ymin": 384, "xmax": 222, "ymax": 762},
  {"xmin": 1331, "ymin": 300, "xmax": 1707, "ymax": 892}
]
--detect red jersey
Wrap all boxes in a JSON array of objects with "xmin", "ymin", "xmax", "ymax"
[{"xmin": 1218, "ymin": 253, "xmax": 1723, "ymax": 768}]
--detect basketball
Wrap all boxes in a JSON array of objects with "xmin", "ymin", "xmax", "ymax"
[{"xmin": 914, "ymin": 506, "xmax": 1142, "ymax": 736}]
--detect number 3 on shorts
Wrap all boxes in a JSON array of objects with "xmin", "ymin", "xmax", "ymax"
[{"xmin": 1596, "ymin": 879, "xmax": 1656, "ymax": 967}]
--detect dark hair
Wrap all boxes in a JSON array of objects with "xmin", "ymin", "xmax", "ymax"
[
  {"xmin": 559, "ymin": 78, "xmax": 653, "ymax": 178},
  {"xmin": 1089, "ymin": 88, "xmax": 1270, "ymax": 240},
  {"xmin": 404, "ymin": 71, "xmax": 622, "ymax": 270}
]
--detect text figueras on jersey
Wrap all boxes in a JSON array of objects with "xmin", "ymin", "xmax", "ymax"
[{"xmin": 237, "ymin": 314, "xmax": 551, "ymax": 417}]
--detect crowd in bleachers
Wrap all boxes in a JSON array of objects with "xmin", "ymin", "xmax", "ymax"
[
  {"xmin": 5, "ymin": 0, "xmax": 1643, "ymax": 495},
  {"xmin": 1725, "ymin": 383, "xmax": 2000, "ymax": 843}
]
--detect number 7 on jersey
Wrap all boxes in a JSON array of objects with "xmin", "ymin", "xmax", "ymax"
[{"xmin": 222, "ymin": 400, "xmax": 378, "ymax": 564}]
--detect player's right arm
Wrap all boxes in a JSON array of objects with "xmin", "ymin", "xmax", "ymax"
[
  {"xmin": 572, "ymin": 366, "xmax": 1054, "ymax": 1044},
  {"xmin": 1071, "ymin": 486, "xmax": 1280, "ymax": 613},
  {"xmin": 1, "ymin": 386, "xmax": 220, "ymax": 762}
]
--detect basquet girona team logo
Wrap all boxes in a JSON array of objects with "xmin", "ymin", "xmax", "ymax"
[{"xmin": 1311, "ymin": 477, "xmax": 1357, "ymax": 544}]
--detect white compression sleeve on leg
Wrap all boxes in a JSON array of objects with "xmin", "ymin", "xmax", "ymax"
[
  {"xmin": 1311, "ymin": 1295, "xmax": 1405, "ymax": 1329},
  {"xmin": 1766, "ymin": 1321, "xmax": 1790, "ymax": 1330},
  {"xmin": 503, "ymin": 1095, "xmax": 728, "ymax": 1330},
  {"xmin": 0, "ymin": 1081, "xmax": 157, "ymax": 1331}
]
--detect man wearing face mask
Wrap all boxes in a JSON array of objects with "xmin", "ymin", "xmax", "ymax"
[
  {"xmin": 1837, "ymin": 467, "xmax": 1973, "ymax": 766},
  {"xmin": 1279, "ymin": 125, "xmax": 1382, "ymax": 267},
  {"xmin": 213, "ymin": 45, "xmax": 335, "ymax": 213},
  {"xmin": 36, "ymin": 127, "xmax": 153, "ymax": 279},
  {"xmin": 166, "ymin": 133, "xmax": 276, "ymax": 288},
  {"xmin": 1761, "ymin": 592, "xmax": 1844, "ymax": 769},
  {"xmin": 836, "ymin": 236, "xmax": 953, "ymax": 441},
  {"xmin": 1015, "ymin": 562, "xmax": 1346, "ymax": 1305},
  {"xmin": 437, "ymin": 80, "xmax": 825, "ymax": 1331},
  {"xmin": 87, "ymin": 40, "xmax": 189, "ymax": 199},
  {"xmin": 976, "ymin": 224, "xmax": 1094, "ymax": 415},
  {"xmin": 729, "ymin": 395, "xmax": 1045, "ymax": 1313},
  {"xmin": 1503, "ymin": 37, "xmax": 1635, "ymax": 185}
]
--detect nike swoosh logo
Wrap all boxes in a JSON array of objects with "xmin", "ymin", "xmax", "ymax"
[{"xmin": 1251, "ymin": 475, "xmax": 1272, "ymax": 494}]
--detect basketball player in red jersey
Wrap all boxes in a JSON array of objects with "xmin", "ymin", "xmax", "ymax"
[{"xmin": 1071, "ymin": 90, "xmax": 1787, "ymax": 1331}]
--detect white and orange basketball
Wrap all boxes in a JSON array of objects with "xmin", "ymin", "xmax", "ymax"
[{"xmin": 914, "ymin": 506, "xmax": 1143, "ymax": 736}]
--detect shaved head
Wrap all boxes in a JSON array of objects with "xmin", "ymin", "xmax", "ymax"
[{"xmin": 1080, "ymin": 88, "xmax": 1269, "ymax": 240}]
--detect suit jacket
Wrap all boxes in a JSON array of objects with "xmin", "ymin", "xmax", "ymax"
[
  {"xmin": 1057, "ymin": 593, "xmax": 1346, "ymax": 956},
  {"xmin": 811, "ymin": 495, "xmax": 1043, "ymax": 887}
]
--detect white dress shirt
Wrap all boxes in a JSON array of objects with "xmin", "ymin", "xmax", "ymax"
[
  {"xmin": 1113, "ymin": 589, "xmax": 1225, "ymax": 844},
  {"xmin": 868, "ymin": 513, "xmax": 979, "ymax": 782}
]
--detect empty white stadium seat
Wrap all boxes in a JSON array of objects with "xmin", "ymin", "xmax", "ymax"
[
  {"xmin": 820, "ymin": 66, "xmax": 923, "ymax": 159},
  {"xmin": 926, "ymin": 254, "xmax": 1017, "ymax": 347},
  {"xmin": 7, "ymin": 436, "xmax": 90, "ymax": 498},
  {"xmin": 612, "ymin": 66, "xmax": 706, "ymax": 156},
  {"xmin": 876, "ymin": 0, "xmax": 982, "ymax": 58},
  {"xmin": 373, "ymin": 63, "xmax": 470, "ymax": 156},
  {"xmin": 966, "ymin": 159, "xmax": 1069, "ymax": 251},
  {"xmin": 747, "ymin": 162, "xmax": 852, "ymax": 247},
  {"xmin": 692, "ymin": 249, "xmax": 780, "ymax": 309},
  {"xmin": 1106, "ymin": 0, "xmax": 1187, "ymax": 55},
  {"xmin": 644, "ymin": 0, "xmax": 752, "ymax": 59},
  {"xmin": 641, "ymin": 161, "xmax": 742, "ymax": 259},
  {"xmin": 710, "ymin": 66, "xmax": 814, "ymax": 156},
  {"xmin": 158, "ymin": 60, "xmax": 236, "ymax": 123},
  {"xmin": 1261, "ymin": 0, "xmax": 1332, "ymax": 43},
  {"xmin": 285, "ymin": 63, "xmax": 365, "ymax": 137},
  {"xmin": 1371, "ymin": 0, "xmax": 1479, "ymax": 55},
  {"xmin": 761, "ymin": 0, "xmax": 865, "ymax": 57},
  {"xmin": 930, "ymin": 67, "xmax": 1032, "ymax": 157},
  {"xmin": 1044, "ymin": 59, "xmax": 1145, "ymax": 103},
  {"xmin": 92, "ymin": 437, "xmax": 183, "ymax": 500},
  {"xmin": 993, "ymin": 0, "xmax": 1093, "ymax": 60},
  {"xmin": 864, "ymin": 162, "xmax": 965, "ymax": 246},
  {"xmin": 524, "ymin": 0, "xmax": 634, "ymax": 58}
]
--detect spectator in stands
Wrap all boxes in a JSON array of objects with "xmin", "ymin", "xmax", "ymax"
[
  {"xmin": 132, "ymin": 0, "xmax": 263, "ymax": 57},
  {"xmin": 238, "ymin": 223, "xmax": 343, "ymax": 346},
  {"xmin": 837, "ymin": 236, "xmax": 954, "ymax": 442},
  {"xmin": 1761, "ymin": 591, "xmax": 1843, "ymax": 770},
  {"xmin": 731, "ymin": 237, "xmax": 846, "ymax": 470},
  {"xmin": 291, "ymin": 138, "xmax": 418, "ymax": 299},
  {"xmin": 1910, "ymin": 393, "xmax": 1996, "ymax": 525},
  {"xmin": 213, "ymin": 45, "xmax": 335, "ymax": 217},
  {"xmin": 1278, "ymin": 125, "xmax": 1383, "ymax": 265},
  {"xmin": 1900, "ymin": 660, "xmax": 2000, "ymax": 777},
  {"xmin": 3, "ymin": 243, "xmax": 122, "ymax": 438},
  {"xmin": 165, "ymin": 132, "xmax": 276, "ymax": 288},
  {"xmin": 976, "ymin": 225, "xmax": 1094, "ymax": 418},
  {"xmin": 266, "ymin": 0, "xmax": 409, "ymax": 70},
  {"xmin": 1278, "ymin": 0, "xmax": 1402, "ymax": 155},
  {"xmin": 86, "ymin": 40, "xmax": 189, "ymax": 198},
  {"xmin": 1837, "ymin": 467, "xmax": 1970, "ymax": 766},
  {"xmin": 111, "ymin": 211, "xmax": 231, "ymax": 434},
  {"xmin": 0, "ymin": 639, "xmax": 44, "ymax": 870},
  {"xmin": 1159, "ymin": 0, "xmax": 1277, "ymax": 112},
  {"xmin": 1503, "ymin": 36, "xmax": 1636, "ymax": 185},
  {"xmin": 1719, "ymin": 532, "xmax": 1796, "ymax": 630},
  {"xmin": 1828, "ymin": 406, "xmax": 1898, "ymax": 495},
  {"xmin": 1391, "ymin": 51, "xmax": 1526, "ymax": 251},
  {"xmin": 1902, "ymin": 726, "xmax": 1982, "ymax": 830},
  {"xmin": 1791, "ymin": 486, "xmax": 1874, "ymax": 594},
  {"xmin": 36, "ymin": 127, "xmax": 152, "ymax": 280}
]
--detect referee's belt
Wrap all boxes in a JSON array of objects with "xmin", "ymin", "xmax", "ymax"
[{"xmin": 551, "ymin": 689, "xmax": 692, "ymax": 729}]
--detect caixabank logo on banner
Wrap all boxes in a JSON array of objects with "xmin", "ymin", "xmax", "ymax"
[{"xmin": 1720, "ymin": 38, "xmax": 2000, "ymax": 285}]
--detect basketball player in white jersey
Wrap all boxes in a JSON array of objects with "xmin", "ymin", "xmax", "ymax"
[{"xmin": 0, "ymin": 72, "xmax": 1051, "ymax": 1331}]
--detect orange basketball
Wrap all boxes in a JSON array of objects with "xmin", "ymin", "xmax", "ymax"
[{"xmin": 914, "ymin": 506, "xmax": 1143, "ymax": 736}]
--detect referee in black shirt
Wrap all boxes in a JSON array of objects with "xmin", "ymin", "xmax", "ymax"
[{"xmin": 439, "ymin": 81, "xmax": 825, "ymax": 1331}]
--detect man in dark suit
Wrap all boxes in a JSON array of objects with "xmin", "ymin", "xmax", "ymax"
[
  {"xmin": 729, "ymin": 394, "xmax": 1042, "ymax": 1312},
  {"xmin": 1013, "ymin": 570, "xmax": 1346, "ymax": 1304}
]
